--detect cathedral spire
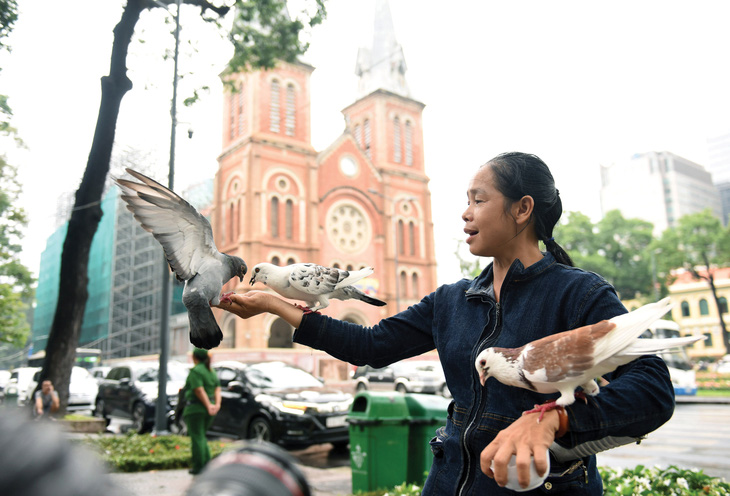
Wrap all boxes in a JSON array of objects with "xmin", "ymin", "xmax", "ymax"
[{"xmin": 355, "ymin": 0, "xmax": 410, "ymax": 99}]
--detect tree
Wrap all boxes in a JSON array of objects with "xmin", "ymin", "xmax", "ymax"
[
  {"xmin": 0, "ymin": 0, "xmax": 34, "ymax": 349},
  {"xmin": 655, "ymin": 209, "xmax": 730, "ymax": 354},
  {"xmin": 39, "ymin": 0, "xmax": 327, "ymax": 414},
  {"xmin": 554, "ymin": 210, "xmax": 655, "ymax": 300}
]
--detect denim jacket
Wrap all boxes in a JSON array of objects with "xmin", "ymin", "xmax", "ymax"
[{"xmin": 293, "ymin": 253, "xmax": 675, "ymax": 495}]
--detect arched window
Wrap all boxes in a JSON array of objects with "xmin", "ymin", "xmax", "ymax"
[
  {"xmin": 411, "ymin": 273, "xmax": 419, "ymax": 298},
  {"xmin": 287, "ymin": 257, "xmax": 296, "ymax": 265},
  {"xmin": 268, "ymin": 318, "xmax": 293, "ymax": 348},
  {"xmin": 285, "ymin": 199, "xmax": 294, "ymax": 239},
  {"xmin": 393, "ymin": 116, "xmax": 401, "ymax": 163},
  {"xmin": 397, "ymin": 220, "xmax": 405, "ymax": 255},
  {"xmin": 400, "ymin": 271, "xmax": 407, "ymax": 299},
  {"xmin": 408, "ymin": 221, "xmax": 415, "ymax": 256},
  {"xmin": 354, "ymin": 124, "xmax": 361, "ymax": 148},
  {"xmin": 229, "ymin": 203, "xmax": 235, "ymax": 242},
  {"xmin": 405, "ymin": 121, "xmax": 413, "ymax": 166},
  {"xmin": 719, "ymin": 296, "xmax": 728, "ymax": 314},
  {"xmin": 346, "ymin": 264, "xmax": 354, "ymax": 271},
  {"xmin": 271, "ymin": 197, "xmax": 280, "ymax": 238},
  {"xmin": 237, "ymin": 82, "xmax": 245, "ymax": 135},
  {"xmin": 269, "ymin": 79, "xmax": 280, "ymax": 133},
  {"xmin": 221, "ymin": 320, "xmax": 236, "ymax": 348},
  {"xmin": 364, "ymin": 119, "xmax": 371, "ymax": 158},
  {"xmin": 285, "ymin": 83, "xmax": 295, "ymax": 136},
  {"xmin": 681, "ymin": 301, "xmax": 690, "ymax": 317},
  {"xmin": 333, "ymin": 263, "xmax": 340, "ymax": 269},
  {"xmin": 699, "ymin": 299, "xmax": 710, "ymax": 315},
  {"xmin": 271, "ymin": 256, "xmax": 281, "ymax": 266},
  {"xmin": 229, "ymin": 92, "xmax": 236, "ymax": 140}
]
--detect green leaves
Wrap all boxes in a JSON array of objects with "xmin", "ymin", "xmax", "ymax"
[{"xmin": 599, "ymin": 465, "xmax": 730, "ymax": 495}]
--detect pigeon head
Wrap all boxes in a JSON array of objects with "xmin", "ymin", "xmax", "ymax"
[
  {"xmin": 475, "ymin": 348, "xmax": 513, "ymax": 387},
  {"xmin": 249, "ymin": 263, "xmax": 272, "ymax": 286},
  {"xmin": 232, "ymin": 256, "xmax": 247, "ymax": 282}
]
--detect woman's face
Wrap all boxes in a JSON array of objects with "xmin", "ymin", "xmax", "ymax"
[{"xmin": 462, "ymin": 164, "xmax": 517, "ymax": 258}]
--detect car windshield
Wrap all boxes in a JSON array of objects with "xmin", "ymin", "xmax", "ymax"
[
  {"xmin": 246, "ymin": 363, "xmax": 322, "ymax": 389},
  {"xmin": 71, "ymin": 367, "xmax": 93, "ymax": 381},
  {"xmin": 137, "ymin": 365, "xmax": 189, "ymax": 383}
]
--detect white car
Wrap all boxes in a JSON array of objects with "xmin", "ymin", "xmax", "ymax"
[{"xmin": 6, "ymin": 367, "xmax": 40, "ymax": 406}]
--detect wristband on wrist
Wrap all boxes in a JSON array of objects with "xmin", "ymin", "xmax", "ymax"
[{"xmin": 555, "ymin": 406, "xmax": 569, "ymax": 439}]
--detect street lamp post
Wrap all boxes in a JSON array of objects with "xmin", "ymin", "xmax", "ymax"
[
  {"xmin": 154, "ymin": 0, "xmax": 182, "ymax": 436},
  {"xmin": 368, "ymin": 189, "xmax": 416, "ymax": 312}
]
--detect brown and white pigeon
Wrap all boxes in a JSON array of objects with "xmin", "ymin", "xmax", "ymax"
[
  {"xmin": 249, "ymin": 262, "xmax": 386, "ymax": 313},
  {"xmin": 114, "ymin": 168, "xmax": 247, "ymax": 350},
  {"xmin": 474, "ymin": 298, "xmax": 703, "ymax": 417}
]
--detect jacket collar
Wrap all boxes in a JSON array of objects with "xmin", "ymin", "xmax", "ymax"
[{"xmin": 466, "ymin": 252, "xmax": 557, "ymax": 297}]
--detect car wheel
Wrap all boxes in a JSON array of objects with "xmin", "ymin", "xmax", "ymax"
[
  {"xmin": 131, "ymin": 402, "xmax": 149, "ymax": 434},
  {"xmin": 356, "ymin": 382, "xmax": 367, "ymax": 392},
  {"xmin": 94, "ymin": 399, "xmax": 110, "ymax": 427},
  {"xmin": 247, "ymin": 417, "xmax": 273, "ymax": 443},
  {"xmin": 440, "ymin": 384, "xmax": 452, "ymax": 399},
  {"xmin": 395, "ymin": 383, "xmax": 407, "ymax": 394}
]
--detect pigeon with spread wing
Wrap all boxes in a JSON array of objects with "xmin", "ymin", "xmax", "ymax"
[
  {"xmin": 115, "ymin": 168, "xmax": 247, "ymax": 349},
  {"xmin": 249, "ymin": 262, "xmax": 386, "ymax": 313},
  {"xmin": 474, "ymin": 297, "xmax": 704, "ymax": 418}
]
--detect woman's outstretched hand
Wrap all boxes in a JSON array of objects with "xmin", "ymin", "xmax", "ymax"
[{"xmin": 213, "ymin": 291, "xmax": 305, "ymax": 328}]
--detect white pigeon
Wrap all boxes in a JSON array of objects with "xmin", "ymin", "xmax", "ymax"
[
  {"xmin": 249, "ymin": 262, "xmax": 386, "ymax": 313},
  {"xmin": 474, "ymin": 298, "xmax": 704, "ymax": 417},
  {"xmin": 115, "ymin": 168, "xmax": 248, "ymax": 350}
]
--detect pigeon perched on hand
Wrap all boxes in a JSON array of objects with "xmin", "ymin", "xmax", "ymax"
[
  {"xmin": 474, "ymin": 298, "xmax": 703, "ymax": 418},
  {"xmin": 114, "ymin": 168, "xmax": 247, "ymax": 349},
  {"xmin": 249, "ymin": 263, "xmax": 386, "ymax": 313}
]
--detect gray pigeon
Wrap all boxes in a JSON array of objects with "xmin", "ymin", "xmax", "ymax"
[
  {"xmin": 115, "ymin": 168, "xmax": 247, "ymax": 349},
  {"xmin": 249, "ymin": 262, "xmax": 386, "ymax": 313}
]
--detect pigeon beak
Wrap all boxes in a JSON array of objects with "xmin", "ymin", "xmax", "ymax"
[
  {"xmin": 249, "ymin": 274, "xmax": 256, "ymax": 285},
  {"xmin": 479, "ymin": 370, "xmax": 487, "ymax": 387}
]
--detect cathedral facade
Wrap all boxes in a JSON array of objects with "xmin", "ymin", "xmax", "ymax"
[{"xmin": 212, "ymin": 4, "xmax": 437, "ymax": 350}]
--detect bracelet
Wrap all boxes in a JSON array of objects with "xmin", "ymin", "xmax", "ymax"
[{"xmin": 555, "ymin": 406, "xmax": 569, "ymax": 439}]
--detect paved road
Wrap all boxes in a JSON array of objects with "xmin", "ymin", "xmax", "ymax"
[{"xmin": 109, "ymin": 403, "xmax": 730, "ymax": 495}]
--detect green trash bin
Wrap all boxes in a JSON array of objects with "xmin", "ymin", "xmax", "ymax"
[
  {"xmin": 404, "ymin": 393, "xmax": 450, "ymax": 485},
  {"xmin": 347, "ymin": 391, "xmax": 410, "ymax": 492}
]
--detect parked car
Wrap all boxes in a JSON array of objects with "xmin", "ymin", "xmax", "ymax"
[
  {"xmin": 89, "ymin": 366, "xmax": 112, "ymax": 383},
  {"xmin": 27, "ymin": 366, "xmax": 99, "ymax": 413},
  {"xmin": 187, "ymin": 361, "xmax": 352, "ymax": 449},
  {"xmin": 5, "ymin": 367, "xmax": 40, "ymax": 406},
  {"xmin": 0, "ymin": 369, "xmax": 10, "ymax": 403},
  {"xmin": 94, "ymin": 361, "xmax": 188, "ymax": 433},
  {"xmin": 353, "ymin": 360, "xmax": 450, "ymax": 397}
]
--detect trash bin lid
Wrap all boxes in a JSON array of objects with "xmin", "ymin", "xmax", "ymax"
[
  {"xmin": 347, "ymin": 391, "xmax": 410, "ymax": 421},
  {"xmin": 404, "ymin": 393, "xmax": 450, "ymax": 421}
]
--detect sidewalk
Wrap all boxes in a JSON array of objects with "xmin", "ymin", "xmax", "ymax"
[{"xmin": 109, "ymin": 463, "xmax": 352, "ymax": 496}]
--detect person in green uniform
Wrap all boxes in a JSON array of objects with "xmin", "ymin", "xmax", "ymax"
[{"xmin": 183, "ymin": 348, "xmax": 221, "ymax": 475}]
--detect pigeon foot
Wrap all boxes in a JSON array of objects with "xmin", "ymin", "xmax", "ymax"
[
  {"xmin": 522, "ymin": 401, "xmax": 559, "ymax": 423},
  {"xmin": 219, "ymin": 291, "xmax": 236, "ymax": 305}
]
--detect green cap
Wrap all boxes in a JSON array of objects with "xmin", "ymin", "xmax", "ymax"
[{"xmin": 192, "ymin": 348, "xmax": 209, "ymax": 360}]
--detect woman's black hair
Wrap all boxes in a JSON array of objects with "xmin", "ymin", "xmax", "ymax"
[{"xmin": 486, "ymin": 151, "xmax": 574, "ymax": 267}]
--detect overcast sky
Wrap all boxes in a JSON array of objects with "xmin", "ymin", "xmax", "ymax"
[{"xmin": 4, "ymin": 0, "xmax": 730, "ymax": 286}]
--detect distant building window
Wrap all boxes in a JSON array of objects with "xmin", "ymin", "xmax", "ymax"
[
  {"xmin": 354, "ymin": 124, "xmax": 361, "ymax": 148},
  {"xmin": 271, "ymin": 197, "xmax": 279, "ymax": 238},
  {"xmin": 229, "ymin": 203, "xmax": 235, "ymax": 242},
  {"xmin": 411, "ymin": 273, "xmax": 419, "ymax": 298},
  {"xmin": 364, "ymin": 119, "xmax": 371, "ymax": 158},
  {"xmin": 221, "ymin": 320, "xmax": 236, "ymax": 348},
  {"xmin": 405, "ymin": 121, "xmax": 413, "ymax": 165},
  {"xmin": 400, "ymin": 271, "xmax": 407, "ymax": 299},
  {"xmin": 285, "ymin": 199, "xmax": 294, "ymax": 239},
  {"xmin": 285, "ymin": 83, "xmax": 295, "ymax": 136},
  {"xmin": 681, "ymin": 301, "xmax": 690, "ymax": 317},
  {"xmin": 287, "ymin": 258, "xmax": 296, "ymax": 265},
  {"xmin": 229, "ymin": 92, "xmax": 236, "ymax": 140},
  {"xmin": 270, "ymin": 79, "xmax": 280, "ymax": 133},
  {"xmin": 700, "ymin": 298, "xmax": 709, "ymax": 316},
  {"xmin": 719, "ymin": 296, "xmax": 728, "ymax": 314},
  {"xmin": 269, "ymin": 318, "xmax": 293, "ymax": 348},
  {"xmin": 393, "ymin": 116, "xmax": 401, "ymax": 163},
  {"xmin": 704, "ymin": 332, "xmax": 713, "ymax": 347},
  {"xmin": 237, "ymin": 82, "xmax": 245, "ymax": 135},
  {"xmin": 408, "ymin": 221, "xmax": 415, "ymax": 256},
  {"xmin": 397, "ymin": 219, "xmax": 405, "ymax": 255},
  {"xmin": 271, "ymin": 256, "xmax": 281, "ymax": 266}
]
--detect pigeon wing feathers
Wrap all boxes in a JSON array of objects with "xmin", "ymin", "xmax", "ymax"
[
  {"xmin": 520, "ymin": 320, "xmax": 616, "ymax": 383},
  {"xmin": 287, "ymin": 264, "xmax": 370, "ymax": 296},
  {"xmin": 620, "ymin": 335, "xmax": 705, "ymax": 356},
  {"xmin": 115, "ymin": 169, "xmax": 219, "ymax": 281},
  {"xmin": 591, "ymin": 297, "xmax": 674, "ymax": 365}
]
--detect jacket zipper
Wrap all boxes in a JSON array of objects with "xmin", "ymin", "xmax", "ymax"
[{"xmin": 457, "ymin": 300, "xmax": 501, "ymax": 496}]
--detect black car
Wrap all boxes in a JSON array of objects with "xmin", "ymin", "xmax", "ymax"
[
  {"xmin": 94, "ymin": 361, "xmax": 188, "ymax": 433},
  {"xmin": 196, "ymin": 361, "xmax": 352, "ymax": 449}
]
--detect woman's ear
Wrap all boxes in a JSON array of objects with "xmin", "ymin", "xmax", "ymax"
[{"xmin": 512, "ymin": 195, "xmax": 535, "ymax": 225}]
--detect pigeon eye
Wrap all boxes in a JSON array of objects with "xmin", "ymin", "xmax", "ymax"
[
  {"xmin": 255, "ymin": 268, "xmax": 260, "ymax": 273},
  {"xmin": 479, "ymin": 359, "xmax": 486, "ymax": 368}
]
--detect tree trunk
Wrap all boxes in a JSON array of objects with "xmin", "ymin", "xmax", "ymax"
[
  {"xmin": 38, "ymin": 0, "xmax": 143, "ymax": 414},
  {"xmin": 707, "ymin": 274, "xmax": 730, "ymax": 355}
]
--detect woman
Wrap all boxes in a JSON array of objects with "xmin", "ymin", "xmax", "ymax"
[
  {"xmin": 183, "ymin": 348, "xmax": 221, "ymax": 475},
  {"xmin": 217, "ymin": 152, "xmax": 674, "ymax": 494}
]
